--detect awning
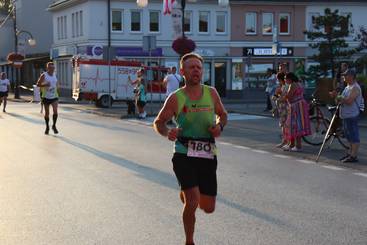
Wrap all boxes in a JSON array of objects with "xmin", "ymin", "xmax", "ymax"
[{"xmin": 0, "ymin": 61, "xmax": 10, "ymax": 66}]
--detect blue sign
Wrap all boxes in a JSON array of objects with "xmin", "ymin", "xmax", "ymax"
[{"xmin": 115, "ymin": 47, "xmax": 163, "ymax": 57}]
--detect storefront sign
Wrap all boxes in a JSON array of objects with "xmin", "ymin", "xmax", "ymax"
[
  {"xmin": 115, "ymin": 47, "xmax": 163, "ymax": 57},
  {"xmin": 243, "ymin": 47, "xmax": 293, "ymax": 56}
]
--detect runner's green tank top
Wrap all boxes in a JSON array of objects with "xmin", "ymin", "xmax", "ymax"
[{"xmin": 174, "ymin": 85, "xmax": 215, "ymax": 154}]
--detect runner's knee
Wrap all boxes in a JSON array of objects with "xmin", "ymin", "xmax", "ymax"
[{"xmin": 184, "ymin": 199, "xmax": 199, "ymax": 211}]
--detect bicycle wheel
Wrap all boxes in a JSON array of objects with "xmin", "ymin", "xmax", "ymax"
[
  {"xmin": 334, "ymin": 128, "xmax": 350, "ymax": 149},
  {"xmin": 302, "ymin": 116, "xmax": 330, "ymax": 146}
]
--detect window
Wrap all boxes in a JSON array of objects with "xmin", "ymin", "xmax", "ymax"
[
  {"xmin": 245, "ymin": 12, "xmax": 256, "ymax": 34},
  {"xmin": 309, "ymin": 12, "xmax": 320, "ymax": 31},
  {"xmin": 72, "ymin": 13, "xmax": 75, "ymax": 37},
  {"xmin": 131, "ymin": 10, "xmax": 142, "ymax": 32},
  {"xmin": 75, "ymin": 11, "xmax": 79, "ymax": 37},
  {"xmin": 57, "ymin": 16, "xmax": 67, "ymax": 40},
  {"xmin": 262, "ymin": 13, "xmax": 273, "ymax": 34},
  {"xmin": 79, "ymin": 11, "xmax": 83, "ymax": 36},
  {"xmin": 63, "ymin": 16, "xmax": 67, "ymax": 39},
  {"xmin": 149, "ymin": 11, "xmax": 159, "ymax": 32},
  {"xmin": 279, "ymin": 13, "xmax": 290, "ymax": 34},
  {"xmin": 216, "ymin": 12, "xmax": 226, "ymax": 34},
  {"xmin": 57, "ymin": 17, "xmax": 61, "ymax": 40},
  {"xmin": 232, "ymin": 61, "xmax": 243, "ymax": 90},
  {"xmin": 184, "ymin": 11, "xmax": 192, "ymax": 33},
  {"xmin": 112, "ymin": 10, "xmax": 123, "ymax": 31},
  {"xmin": 199, "ymin": 11, "xmax": 209, "ymax": 33}
]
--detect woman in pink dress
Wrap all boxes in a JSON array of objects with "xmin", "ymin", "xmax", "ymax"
[{"xmin": 283, "ymin": 72, "xmax": 311, "ymax": 152}]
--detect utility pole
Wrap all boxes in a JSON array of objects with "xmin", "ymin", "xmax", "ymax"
[{"xmin": 12, "ymin": 0, "xmax": 20, "ymax": 99}]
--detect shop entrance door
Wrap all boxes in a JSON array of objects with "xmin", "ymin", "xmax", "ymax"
[{"xmin": 214, "ymin": 62, "xmax": 226, "ymax": 97}]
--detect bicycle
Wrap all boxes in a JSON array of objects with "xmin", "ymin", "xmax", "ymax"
[{"xmin": 302, "ymin": 97, "xmax": 349, "ymax": 149}]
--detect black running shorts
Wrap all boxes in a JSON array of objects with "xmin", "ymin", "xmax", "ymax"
[
  {"xmin": 172, "ymin": 152, "xmax": 217, "ymax": 196},
  {"xmin": 42, "ymin": 98, "xmax": 58, "ymax": 105},
  {"xmin": 0, "ymin": 91, "xmax": 8, "ymax": 97}
]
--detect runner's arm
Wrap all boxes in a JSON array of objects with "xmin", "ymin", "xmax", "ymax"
[
  {"xmin": 36, "ymin": 74, "xmax": 49, "ymax": 87},
  {"xmin": 210, "ymin": 87, "xmax": 227, "ymax": 135},
  {"xmin": 153, "ymin": 93, "xmax": 178, "ymax": 138}
]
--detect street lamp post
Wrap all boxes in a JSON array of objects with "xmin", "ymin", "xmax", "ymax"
[{"xmin": 12, "ymin": 0, "xmax": 36, "ymax": 99}]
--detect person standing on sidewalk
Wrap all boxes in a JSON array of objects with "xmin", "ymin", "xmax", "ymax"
[
  {"xmin": 283, "ymin": 72, "xmax": 311, "ymax": 152},
  {"xmin": 264, "ymin": 68, "xmax": 277, "ymax": 112},
  {"xmin": 0, "ymin": 72, "xmax": 10, "ymax": 112},
  {"xmin": 153, "ymin": 52, "xmax": 227, "ymax": 245},
  {"xmin": 130, "ymin": 69, "xmax": 147, "ymax": 119},
  {"xmin": 163, "ymin": 66, "xmax": 181, "ymax": 98},
  {"xmin": 36, "ymin": 62, "xmax": 59, "ymax": 135},
  {"xmin": 335, "ymin": 68, "xmax": 363, "ymax": 163},
  {"xmin": 273, "ymin": 72, "xmax": 288, "ymax": 148}
]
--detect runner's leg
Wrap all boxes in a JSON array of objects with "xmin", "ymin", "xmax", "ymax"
[
  {"xmin": 44, "ymin": 103, "xmax": 50, "ymax": 134},
  {"xmin": 199, "ymin": 194, "xmax": 216, "ymax": 213},
  {"xmin": 182, "ymin": 187, "xmax": 200, "ymax": 245},
  {"xmin": 3, "ymin": 95, "xmax": 7, "ymax": 112},
  {"xmin": 51, "ymin": 101, "xmax": 59, "ymax": 134}
]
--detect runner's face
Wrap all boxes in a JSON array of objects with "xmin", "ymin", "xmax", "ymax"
[
  {"xmin": 47, "ymin": 64, "xmax": 55, "ymax": 74},
  {"xmin": 181, "ymin": 58, "xmax": 203, "ymax": 86},
  {"xmin": 0, "ymin": 73, "xmax": 5, "ymax": 79}
]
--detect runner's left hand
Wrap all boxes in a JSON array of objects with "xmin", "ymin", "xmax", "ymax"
[{"xmin": 208, "ymin": 124, "xmax": 221, "ymax": 138}]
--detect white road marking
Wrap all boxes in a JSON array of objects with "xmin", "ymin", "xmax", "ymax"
[
  {"xmin": 251, "ymin": 149, "xmax": 269, "ymax": 154},
  {"xmin": 218, "ymin": 142, "xmax": 232, "ymax": 146},
  {"xmin": 296, "ymin": 159, "xmax": 315, "ymax": 164},
  {"xmin": 234, "ymin": 145, "xmax": 251, "ymax": 150},
  {"xmin": 273, "ymin": 154, "xmax": 291, "ymax": 159},
  {"xmin": 321, "ymin": 165, "xmax": 345, "ymax": 171},
  {"xmin": 353, "ymin": 173, "xmax": 367, "ymax": 178}
]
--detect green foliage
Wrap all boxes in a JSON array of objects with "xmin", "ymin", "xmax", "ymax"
[
  {"xmin": 357, "ymin": 74, "xmax": 367, "ymax": 86},
  {"xmin": 0, "ymin": 0, "xmax": 12, "ymax": 13},
  {"xmin": 355, "ymin": 26, "xmax": 367, "ymax": 71},
  {"xmin": 304, "ymin": 8, "xmax": 357, "ymax": 79}
]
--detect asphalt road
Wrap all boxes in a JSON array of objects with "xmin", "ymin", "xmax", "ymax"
[{"xmin": 1, "ymin": 102, "xmax": 366, "ymax": 245}]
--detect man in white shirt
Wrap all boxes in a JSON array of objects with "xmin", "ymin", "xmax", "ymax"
[
  {"xmin": 0, "ymin": 72, "xmax": 11, "ymax": 112},
  {"xmin": 163, "ymin": 66, "xmax": 182, "ymax": 98}
]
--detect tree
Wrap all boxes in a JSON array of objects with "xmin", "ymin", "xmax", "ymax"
[
  {"xmin": 354, "ymin": 26, "xmax": 367, "ymax": 72},
  {"xmin": 0, "ymin": 0, "xmax": 12, "ymax": 13},
  {"xmin": 304, "ymin": 8, "xmax": 357, "ymax": 80}
]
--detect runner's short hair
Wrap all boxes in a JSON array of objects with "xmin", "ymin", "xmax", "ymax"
[{"xmin": 180, "ymin": 52, "xmax": 203, "ymax": 69}]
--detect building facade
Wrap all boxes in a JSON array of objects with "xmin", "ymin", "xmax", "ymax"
[
  {"xmin": 0, "ymin": 0, "xmax": 53, "ymax": 90},
  {"xmin": 48, "ymin": 0, "xmax": 367, "ymax": 99},
  {"xmin": 48, "ymin": 0, "xmax": 231, "ymax": 96},
  {"xmin": 228, "ymin": 0, "xmax": 367, "ymax": 99}
]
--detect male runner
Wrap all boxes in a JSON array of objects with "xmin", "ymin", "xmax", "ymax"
[
  {"xmin": 153, "ymin": 52, "xmax": 227, "ymax": 245},
  {"xmin": 36, "ymin": 62, "xmax": 59, "ymax": 135},
  {"xmin": 0, "ymin": 72, "xmax": 10, "ymax": 112}
]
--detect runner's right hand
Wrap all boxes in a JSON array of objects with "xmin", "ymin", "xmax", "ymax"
[{"xmin": 168, "ymin": 128, "xmax": 182, "ymax": 141}]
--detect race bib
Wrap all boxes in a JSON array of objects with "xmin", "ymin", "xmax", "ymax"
[{"xmin": 187, "ymin": 140, "xmax": 216, "ymax": 159}]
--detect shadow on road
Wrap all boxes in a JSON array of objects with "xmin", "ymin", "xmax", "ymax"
[
  {"xmin": 6, "ymin": 112, "xmax": 44, "ymax": 125},
  {"xmin": 57, "ymin": 135, "xmax": 289, "ymax": 228},
  {"xmin": 60, "ymin": 114, "xmax": 139, "ymax": 134}
]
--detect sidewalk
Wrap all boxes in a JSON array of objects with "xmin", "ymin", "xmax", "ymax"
[{"xmin": 7, "ymin": 92, "xmax": 367, "ymax": 128}]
